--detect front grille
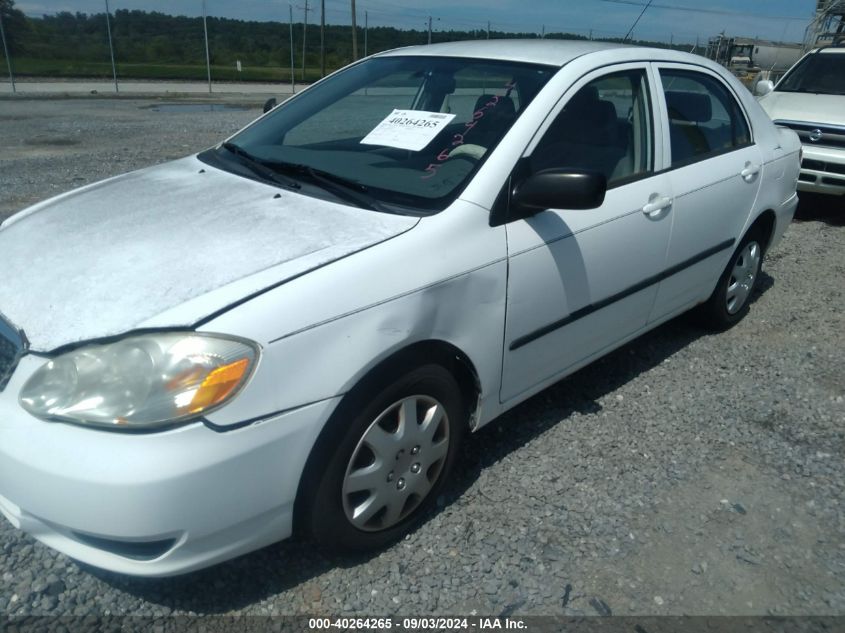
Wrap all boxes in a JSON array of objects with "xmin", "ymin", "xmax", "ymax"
[
  {"xmin": 802, "ymin": 158, "xmax": 845, "ymax": 175},
  {"xmin": 775, "ymin": 120, "xmax": 845, "ymax": 150},
  {"xmin": 0, "ymin": 312, "xmax": 26, "ymax": 392}
]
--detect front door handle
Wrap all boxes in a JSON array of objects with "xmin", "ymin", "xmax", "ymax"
[
  {"xmin": 642, "ymin": 195, "xmax": 673, "ymax": 219},
  {"xmin": 741, "ymin": 162, "xmax": 761, "ymax": 182}
]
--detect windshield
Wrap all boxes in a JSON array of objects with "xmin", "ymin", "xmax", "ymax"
[
  {"xmin": 776, "ymin": 52, "xmax": 845, "ymax": 96},
  {"xmin": 207, "ymin": 56, "xmax": 555, "ymax": 213}
]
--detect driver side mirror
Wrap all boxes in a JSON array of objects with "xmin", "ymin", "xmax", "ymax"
[{"xmin": 510, "ymin": 169, "xmax": 607, "ymax": 221}]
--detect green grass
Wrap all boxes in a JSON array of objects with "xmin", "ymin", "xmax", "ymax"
[{"xmin": 8, "ymin": 57, "xmax": 331, "ymax": 83}]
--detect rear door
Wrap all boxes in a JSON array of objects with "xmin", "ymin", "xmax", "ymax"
[{"xmin": 649, "ymin": 64, "xmax": 763, "ymax": 320}]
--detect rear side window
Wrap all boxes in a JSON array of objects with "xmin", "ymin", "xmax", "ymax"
[{"xmin": 660, "ymin": 69, "xmax": 751, "ymax": 168}]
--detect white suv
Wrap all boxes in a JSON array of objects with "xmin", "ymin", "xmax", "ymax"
[{"xmin": 757, "ymin": 46, "xmax": 845, "ymax": 198}]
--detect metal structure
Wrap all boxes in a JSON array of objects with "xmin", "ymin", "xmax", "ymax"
[{"xmin": 805, "ymin": 0, "xmax": 845, "ymax": 49}]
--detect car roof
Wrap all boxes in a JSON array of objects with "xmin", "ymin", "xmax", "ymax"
[{"xmin": 374, "ymin": 39, "xmax": 640, "ymax": 67}]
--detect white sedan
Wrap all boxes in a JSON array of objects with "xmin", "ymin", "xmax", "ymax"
[{"xmin": 0, "ymin": 40, "xmax": 800, "ymax": 576}]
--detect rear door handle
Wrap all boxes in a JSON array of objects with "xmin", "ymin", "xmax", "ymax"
[
  {"xmin": 741, "ymin": 162, "xmax": 761, "ymax": 182},
  {"xmin": 642, "ymin": 195, "xmax": 673, "ymax": 219}
]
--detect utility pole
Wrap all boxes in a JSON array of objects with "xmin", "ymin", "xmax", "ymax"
[
  {"xmin": 427, "ymin": 16, "xmax": 438, "ymax": 45},
  {"xmin": 364, "ymin": 10, "xmax": 368, "ymax": 57},
  {"xmin": 541, "ymin": 24, "xmax": 545, "ymax": 38},
  {"xmin": 289, "ymin": 4, "xmax": 296, "ymax": 93},
  {"xmin": 487, "ymin": 21, "xmax": 490, "ymax": 39},
  {"xmin": 300, "ymin": 0, "xmax": 310, "ymax": 82},
  {"xmin": 104, "ymin": 0, "xmax": 118, "ymax": 93},
  {"xmin": 351, "ymin": 0, "xmax": 358, "ymax": 60},
  {"xmin": 320, "ymin": 0, "xmax": 325, "ymax": 77},
  {"xmin": 0, "ymin": 6, "xmax": 15, "ymax": 94},
  {"xmin": 202, "ymin": 0, "xmax": 211, "ymax": 93},
  {"xmin": 589, "ymin": 28, "xmax": 593, "ymax": 40}
]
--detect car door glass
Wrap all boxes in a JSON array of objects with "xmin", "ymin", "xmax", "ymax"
[
  {"xmin": 660, "ymin": 69, "xmax": 751, "ymax": 168},
  {"xmin": 531, "ymin": 69, "xmax": 654, "ymax": 187}
]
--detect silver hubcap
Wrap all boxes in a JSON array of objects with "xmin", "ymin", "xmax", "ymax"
[
  {"xmin": 342, "ymin": 395, "xmax": 450, "ymax": 532},
  {"xmin": 726, "ymin": 241, "xmax": 761, "ymax": 314}
]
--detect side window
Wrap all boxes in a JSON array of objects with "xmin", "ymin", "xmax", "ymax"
[
  {"xmin": 659, "ymin": 69, "xmax": 751, "ymax": 168},
  {"xmin": 531, "ymin": 69, "xmax": 654, "ymax": 187}
]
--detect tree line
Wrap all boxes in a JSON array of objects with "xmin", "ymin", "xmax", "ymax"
[{"xmin": 0, "ymin": 0, "xmax": 689, "ymax": 80}]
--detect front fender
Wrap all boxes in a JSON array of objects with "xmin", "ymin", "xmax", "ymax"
[{"xmin": 200, "ymin": 203, "xmax": 508, "ymax": 429}]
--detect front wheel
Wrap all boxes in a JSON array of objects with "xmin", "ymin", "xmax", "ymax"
[
  {"xmin": 696, "ymin": 229, "xmax": 764, "ymax": 330},
  {"xmin": 301, "ymin": 364, "xmax": 465, "ymax": 553}
]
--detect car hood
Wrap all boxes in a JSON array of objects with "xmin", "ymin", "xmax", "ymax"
[
  {"xmin": 758, "ymin": 91, "xmax": 845, "ymax": 126},
  {"xmin": 0, "ymin": 156, "xmax": 418, "ymax": 352}
]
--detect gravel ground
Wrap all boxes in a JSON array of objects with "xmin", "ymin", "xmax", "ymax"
[{"xmin": 0, "ymin": 98, "xmax": 843, "ymax": 619}]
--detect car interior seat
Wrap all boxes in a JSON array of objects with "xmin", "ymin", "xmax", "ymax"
[
  {"xmin": 468, "ymin": 93, "xmax": 517, "ymax": 148},
  {"xmin": 532, "ymin": 86, "xmax": 626, "ymax": 183},
  {"xmin": 666, "ymin": 90, "xmax": 713, "ymax": 164}
]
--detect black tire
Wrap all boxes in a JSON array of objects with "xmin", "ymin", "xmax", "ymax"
[
  {"xmin": 299, "ymin": 364, "xmax": 466, "ymax": 553},
  {"xmin": 696, "ymin": 228, "xmax": 765, "ymax": 331}
]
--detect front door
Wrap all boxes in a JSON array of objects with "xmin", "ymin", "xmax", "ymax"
[{"xmin": 501, "ymin": 65, "xmax": 673, "ymax": 403}]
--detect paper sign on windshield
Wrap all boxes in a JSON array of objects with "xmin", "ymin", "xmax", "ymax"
[{"xmin": 360, "ymin": 110, "xmax": 457, "ymax": 152}]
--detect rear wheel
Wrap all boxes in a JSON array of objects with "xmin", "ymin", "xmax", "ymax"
[
  {"xmin": 696, "ymin": 228, "xmax": 764, "ymax": 330},
  {"xmin": 302, "ymin": 364, "xmax": 465, "ymax": 553}
]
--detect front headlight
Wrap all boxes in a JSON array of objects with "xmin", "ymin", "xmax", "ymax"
[{"xmin": 19, "ymin": 333, "xmax": 259, "ymax": 430}]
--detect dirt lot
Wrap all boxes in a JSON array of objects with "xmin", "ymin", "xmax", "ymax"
[{"xmin": 0, "ymin": 97, "xmax": 843, "ymax": 619}]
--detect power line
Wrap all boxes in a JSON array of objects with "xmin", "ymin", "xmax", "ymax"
[
  {"xmin": 598, "ymin": 0, "xmax": 813, "ymax": 22},
  {"xmin": 624, "ymin": 0, "xmax": 654, "ymax": 41}
]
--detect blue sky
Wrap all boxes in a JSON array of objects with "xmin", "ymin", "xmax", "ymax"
[{"xmin": 16, "ymin": 0, "xmax": 819, "ymax": 44}]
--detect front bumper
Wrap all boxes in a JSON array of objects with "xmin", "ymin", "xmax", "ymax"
[
  {"xmin": 0, "ymin": 355, "xmax": 339, "ymax": 577},
  {"xmin": 798, "ymin": 145, "xmax": 845, "ymax": 196}
]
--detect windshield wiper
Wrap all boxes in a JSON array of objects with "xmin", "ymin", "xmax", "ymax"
[
  {"xmin": 220, "ymin": 142, "xmax": 301, "ymax": 190},
  {"xmin": 266, "ymin": 160, "xmax": 388, "ymax": 213}
]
